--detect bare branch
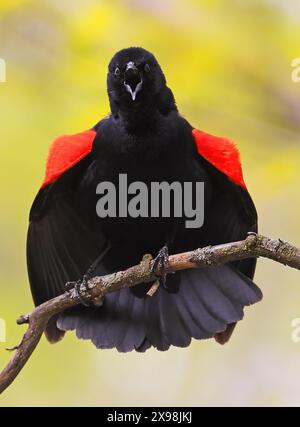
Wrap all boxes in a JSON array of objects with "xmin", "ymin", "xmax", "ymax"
[{"xmin": 1, "ymin": 233, "xmax": 300, "ymax": 394}]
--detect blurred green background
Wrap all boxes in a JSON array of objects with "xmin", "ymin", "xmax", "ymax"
[{"xmin": 1, "ymin": 0, "xmax": 300, "ymax": 407}]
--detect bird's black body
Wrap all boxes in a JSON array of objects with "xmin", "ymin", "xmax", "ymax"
[
  {"xmin": 86, "ymin": 112, "xmax": 207, "ymax": 260},
  {"xmin": 27, "ymin": 47, "xmax": 262, "ymax": 351}
]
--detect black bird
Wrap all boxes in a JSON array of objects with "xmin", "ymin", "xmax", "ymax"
[{"xmin": 27, "ymin": 47, "xmax": 262, "ymax": 352}]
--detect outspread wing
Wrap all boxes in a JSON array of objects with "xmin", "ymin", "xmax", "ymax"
[
  {"xmin": 192, "ymin": 128, "xmax": 257, "ymax": 241},
  {"xmin": 193, "ymin": 128, "xmax": 247, "ymax": 190},
  {"xmin": 27, "ymin": 129, "xmax": 108, "ymax": 342},
  {"xmin": 41, "ymin": 129, "xmax": 96, "ymax": 188},
  {"xmin": 193, "ymin": 128, "xmax": 258, "ymax": 344}
]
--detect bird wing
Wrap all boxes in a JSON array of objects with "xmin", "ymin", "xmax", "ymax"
[
  {"xmin": 193, "ymin": 128, "xmax": 258, "ymax": 343},
  {"xmin": 193, "ymin": 128, "xmax": 247, "ymax": 190},
  {"xmin": 40, "ymin": 129, "xmax": 96, "ymax": 188},
  {"xmin": 27, "ymin": 129, "xmax": 108, "ymax": 341},
  {"xmin": 193, "ymin": 127, "xmax": 257, "ymax": 274}
]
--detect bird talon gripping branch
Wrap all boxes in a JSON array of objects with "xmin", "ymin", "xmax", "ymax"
[
  {"xmin": 65, "ymin": 281, "xmax": 76, "ymax": 291},
  {"xmin": 73, "ymin": 276, "xmax": 94, "ymax": 307},
  {"xmin": 151, "ymin": 246, "xmax": 170, "ymax": 289}
]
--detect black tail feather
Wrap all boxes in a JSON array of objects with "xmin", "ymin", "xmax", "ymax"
[{"xmin": 57, "ymin": 265, "xmax": 262, "ymax": 352}]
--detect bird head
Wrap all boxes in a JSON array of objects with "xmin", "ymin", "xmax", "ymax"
[{"xmin": 107, "ymin": 47, "xmax": 176, "ymax": 119}]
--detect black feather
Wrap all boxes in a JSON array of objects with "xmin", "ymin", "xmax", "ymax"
[{"xmin": 57, "ymin": 265, "xmax": 261, "ymax": 352}]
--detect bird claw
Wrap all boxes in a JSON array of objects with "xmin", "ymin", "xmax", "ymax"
[
  {"xmin": 65, "ymin": 281, "xmax": 76, "ymax": 291},
  {"xmin": 65, "ymin": 275, "xmax": 93, "ymax": 307},
  {"xmin": 151, "ymin": 245, "xmax": 169, "ymax": 289},
  {"xmin": 74, "ymin": 274, "xmax": 93, "ymax": 307},
  {"xmin": 65, "ymin": 251, "xmax": 108, "ymax": 306}
]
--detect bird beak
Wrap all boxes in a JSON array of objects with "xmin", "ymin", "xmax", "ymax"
[{"xmin": 124, "ymin": 62, "xmax": 143, "ymax": 101}]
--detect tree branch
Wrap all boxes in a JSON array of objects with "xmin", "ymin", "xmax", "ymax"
[{"xmin": 1, "ymin": 233, "xmax": 300, "ymax": 394}]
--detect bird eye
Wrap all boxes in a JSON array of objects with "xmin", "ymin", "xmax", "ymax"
[
  {"xmin": 114, "ymin": 67, "xmax": 120, "ymax": 76},
  {"xmin": 144, "ymin": 63, "xmax": 150, "ymax": 73}
]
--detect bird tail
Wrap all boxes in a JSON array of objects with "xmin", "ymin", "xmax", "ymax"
[{"xmin": 56, "ymin": 265, "xmax": 262, "ymax": 352}]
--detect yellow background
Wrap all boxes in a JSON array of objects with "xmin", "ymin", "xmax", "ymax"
[{"xmin": 1, "ymin": 0, "xmax": 300, "ymax": 406}]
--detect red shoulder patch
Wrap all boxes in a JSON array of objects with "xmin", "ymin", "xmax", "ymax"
[
  {"xmin": 41, "ymin": 129, "xmax": 96, "ymax": 188},
  {"xmin": 192, "ymin": 129, "xmax": 247, "ymax": 190}
]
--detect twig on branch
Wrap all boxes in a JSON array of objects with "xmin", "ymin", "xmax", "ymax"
[{"xmin": 1, "ymin": 233, "xmax": 300, "ymax": 394}]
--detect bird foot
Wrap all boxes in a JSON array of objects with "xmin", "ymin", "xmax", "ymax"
[
  {"xmin": 65, "ymin": 274, "xmax": 93, "ymax": 307},
  {"xmin": 65, "ymin": 252, "xmax": 107, "ymax": 306},
  {"xmin": 74, "ymin": 274, "xmax": 94, "ymax": 307},
  {"xmin": 151, "ymin": 245, "xmax": 169, "ymax": 289}
]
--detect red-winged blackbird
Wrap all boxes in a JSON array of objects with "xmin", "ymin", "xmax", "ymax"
[{"xmin": 27, "ymin": 47, "xmax": 262, "ymax": 352}]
